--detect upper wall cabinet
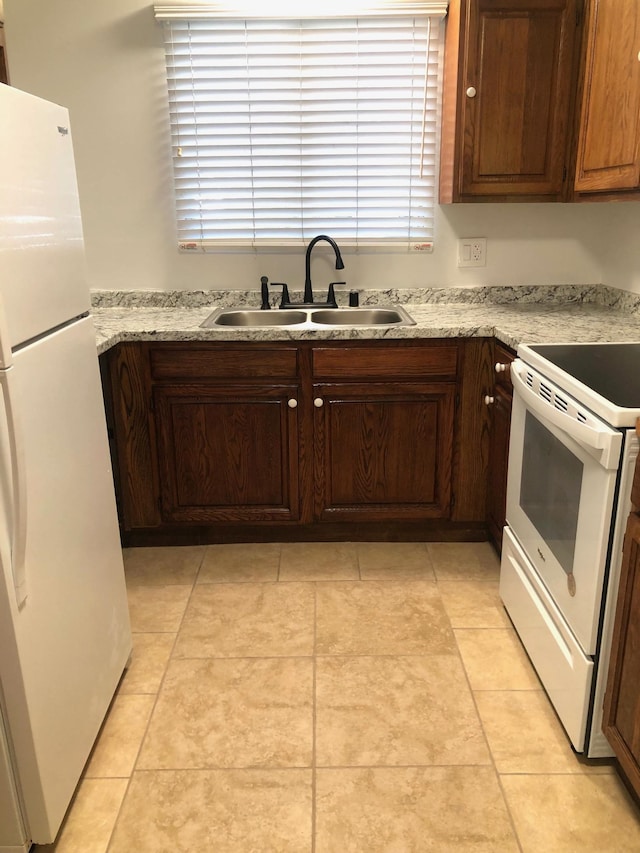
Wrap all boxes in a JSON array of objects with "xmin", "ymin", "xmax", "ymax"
[
  {"xmin": 440, "ymin": 0, "xmax": 581, "ymax": 202},
  {"xmin": 440, "ymin": 0, "xmax": 640, "ymax": 203},
  {"xmin": 573, "ymin": 0, "xmax": 640, "ymax": 197}
]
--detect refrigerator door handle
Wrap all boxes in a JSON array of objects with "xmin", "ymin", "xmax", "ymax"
[{"xmin": 0, "ymin": 367, "xmax": 28, "ymax": 605}]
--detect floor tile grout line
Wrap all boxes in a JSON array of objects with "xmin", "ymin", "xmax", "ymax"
[
  {"xmin": 92, "ymin": 761, "xmax": 620, "ymax": 773},
  {"xmin": 105, "ymin": 557, "xmax": 202, "ymax": 853},
  {"xmin": 168, "ymin": 651, "xmax": 471, "ymax": 661},
  {"xmin": 426, "ymin": 553, "xmax": 524, "ymax": 851},
  {"xmin": 192, "ymin": 544, "xmax": 210, "ymax": 585},
  {"xmin": 493, "ymin": 768, "xmax": 617, "ymax": 777},
  {"xmin": 103, "ymin": 761, "xmax": 522, "ymax": 772},
  {"xmin": 191, "ymin": 576, "xmax": 457, "ymax": 586},
  {"xmin": 315, "ymin": 761, "xmax": 506, "ymax": 770},
  {"xmin": 448, "ymin": 577, "xmax": 526, "ymax": 853},
  {"xmin": 127, "ymin": 763, "xmax": 315, "ymax": 772},
  {"xmin": 311, "ymin": 583, "xmax": 318, "ymax": 853},
  {"xmin": 126, "ymin": 574, "xmax": 506, "ymax": 586}
]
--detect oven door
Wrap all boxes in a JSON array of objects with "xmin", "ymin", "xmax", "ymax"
[{"xmin": 506, "ymin": 360, "xmax": 622, "ymax": 654}]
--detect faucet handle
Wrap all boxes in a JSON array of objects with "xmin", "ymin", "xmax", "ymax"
[
  {"xmin": 270, "ymin": 283, "xmax": 291, "ymax": 309},
  {"xmin": 327, "ymin": 281, "xmax": 346, "ymax": 308},
  {"xmin": 261, "ymin": 278, "xmax": 291, "ymax": 310}
]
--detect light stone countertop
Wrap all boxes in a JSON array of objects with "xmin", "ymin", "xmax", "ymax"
[{"xmin": 90, "ymin": 286, "xmax": 640, "ymax": 355}]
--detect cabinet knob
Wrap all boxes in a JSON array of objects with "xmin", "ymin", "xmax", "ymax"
[
  {"xmin": 287, "ymin": 398, "xmax": 298, "ymax": 409},
  {"xmin": 466, "ymin": 86, "xmax": 477, "ymax": 98},
  {"xmin": 314, "ymin": 397, "xmax": 324, "ymax": 408},
  {"xmin": 484, "ymin": 395, "xmax": 495, "ymax": 406},
  {"xmin": 495, "ymin": 362, "xmax": 510, "ymax": 374}
]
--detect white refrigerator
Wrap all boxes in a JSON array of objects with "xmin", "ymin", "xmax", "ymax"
[{"xmin": 0, "ymin": 85, "xmax": 132, "ymax": 850}]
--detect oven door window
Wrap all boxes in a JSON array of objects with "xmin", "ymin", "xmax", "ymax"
[{"xmin": 520, "ymin": 412, "xmax": 583, "ymax": 576}]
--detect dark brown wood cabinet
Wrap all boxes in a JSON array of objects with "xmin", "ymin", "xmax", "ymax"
[
  {"xmin": 153, "ymin": 383, "xmax": 300, "ymax": 524},
  {"xmin": 104, "ymin": 342, "xmax": 302, "ymax": 532},
  {"xmin": 573, "ymin": 0, "xmax": 640, "ymax": 197},
  {"xmin": 440, "ymin": 0, "xmax": 581, "ymax": 202},
  {"xmin": 441, "ymin": 0, "xmax": 640, "ymax": 203},
  {"xmin": 103, "ymin": 338, "xmax": 493, "ymax": 544},
  {"xmin": 149, "ymin": 344, "xmax": 300, "ymax": 525},
  {"xmin": 603, "ymin": 427, "xmax": 640, "ymax": 798},
  {"xmin": 311, "ymin": 344, "xmax": 458, "ymax": 522},
  {"xmin": 486, "ymin": 342, "xmax": 516, "ymax": 552}
]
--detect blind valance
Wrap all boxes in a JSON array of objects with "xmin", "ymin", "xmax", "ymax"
[{"xmin": 155, "ymin": 2, "xmax": 448, "ymax": 20}]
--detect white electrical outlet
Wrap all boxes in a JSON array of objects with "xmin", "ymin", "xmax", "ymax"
[{"xmin": 457, "ymin": 237, "xmax": 487, "ymax": 267}]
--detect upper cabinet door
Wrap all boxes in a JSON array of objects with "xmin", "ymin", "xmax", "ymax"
[
  {"xmin": 441, "ymin": 0, "xmax": 580, "ymax": 201},
  {"xmin": 574, "ymin": 0, "xmax": 640, "ymax": 194}
]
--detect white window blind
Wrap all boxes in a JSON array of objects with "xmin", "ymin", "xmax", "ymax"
[{"xmin": 156, "ymin": 10, "xmax": 445, "ymax": 249}]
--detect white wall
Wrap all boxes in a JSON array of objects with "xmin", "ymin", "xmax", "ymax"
[
  {"xmin": 4, "ymin": 0, "xmax": 640, "ymax": 294},
  {"xmin": 585, "ymin": 202, "xmax": 640, "ymax": 295}
]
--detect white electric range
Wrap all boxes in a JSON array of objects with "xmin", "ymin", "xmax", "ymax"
[{"xmin": 501, "ymin": 342, "xmax": 640, "ymax": 757}]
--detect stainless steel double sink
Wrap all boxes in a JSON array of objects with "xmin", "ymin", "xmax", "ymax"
[{"xmin": 200, "ymin": 306, "xmax": 416, "ymax": 329}]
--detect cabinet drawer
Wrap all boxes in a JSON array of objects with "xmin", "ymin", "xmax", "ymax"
[
  {"xmin": 500, "ymin": 528, "xmax": 593, "ymax": 751},
  {"xmin": 312, "ymin": 344, "xmax": 458, "ymax": 380},
  {"xmin": 149, "ymin": 345, "xmax": 299, "ymax": 381}
]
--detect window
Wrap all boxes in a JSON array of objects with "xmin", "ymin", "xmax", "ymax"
[{"xmin": 155, "ymin": 3, "xmax": 446, "ymax": 250}]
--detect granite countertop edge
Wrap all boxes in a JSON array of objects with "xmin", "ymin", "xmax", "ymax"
[{"xmin": 90, "ymin": 284, "xmax": 640, "ymax": 355}]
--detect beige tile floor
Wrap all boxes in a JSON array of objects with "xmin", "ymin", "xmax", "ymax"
[{"xmin": 35, "ymin": 541, "xmax": 640, "ymax": 853}]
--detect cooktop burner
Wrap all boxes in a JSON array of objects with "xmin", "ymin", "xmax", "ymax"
[{"xmin": 517, "ymin": 342, "xmax": 640, "ymax": 428}]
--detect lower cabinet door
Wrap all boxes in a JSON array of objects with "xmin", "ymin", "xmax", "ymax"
[
  {"xmin": 153, "ymin": 383, "xmax": 300, "ymax": 523},
  {"xmin": 313, "ymin": 381, "xmax": 455, "ymax": 521}
]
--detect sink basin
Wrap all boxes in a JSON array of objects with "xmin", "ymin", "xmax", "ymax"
[
  {"xmin": 201, "ymin": 309, "xmax": 307, "ymax": 328},
  {"xmin": 200, "ymin": 305, "xmax": 415, "ymax": 329},
  {"xmin": 311, "ymin": 308, "xmax": 414, "ymax": 326}
]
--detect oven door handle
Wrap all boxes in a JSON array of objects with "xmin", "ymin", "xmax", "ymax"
[{"xmin": 511, "ymin": 361, "xmax": 619, "ymax": 468}]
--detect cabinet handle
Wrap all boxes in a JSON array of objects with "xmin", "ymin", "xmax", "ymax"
[
  {"xmin": 287, "ymin": 398, "xmax": 298, "ymax": 409},
  {"xmin": 484, "ymin": 395, "xmax": 495, "ymax": 406},
  {"xmin": 314, "ymin": 397, "xmax": 324, "ymax": 408},
  {"xmin": 495, "ymin": 362, "xmax": 510, "ymax": 374},
  {"xmin": 466, "ymin": 86, "xmax": 477, "ymax": 98}
]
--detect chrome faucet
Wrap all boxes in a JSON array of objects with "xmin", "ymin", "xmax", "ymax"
[{"xmin": 304, "ymin": 234, "xmax": 345, "ymax": 304}]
